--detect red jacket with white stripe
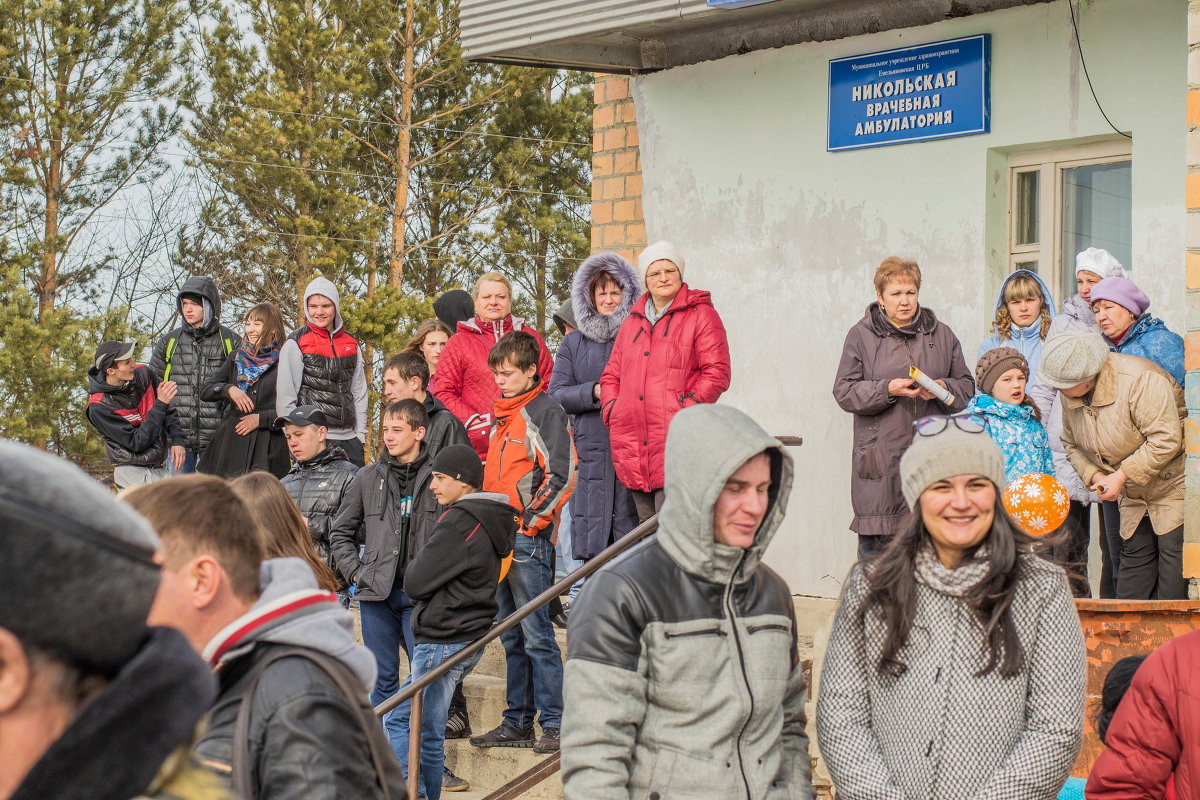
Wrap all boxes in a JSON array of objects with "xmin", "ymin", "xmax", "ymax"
[{"xmin": 599, "ymin": 285, "xmax": 731, "ymax": 492}]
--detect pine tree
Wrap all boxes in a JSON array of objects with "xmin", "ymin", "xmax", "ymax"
[
  {"xmin": 0, "ymin": 0, "xmax": 193, "ymax": 322},
  {"xmin": 488, "ymin": 68, "xmax": 592, "ymax": 337}
]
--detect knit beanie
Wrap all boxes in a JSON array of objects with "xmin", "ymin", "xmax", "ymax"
[
  {"xmin": 637, "ymin": 241, "xmax": 685, "ymax": 285},
  {"xmin": 975, "ymin": 347, "xmax": 1029, "ymax": 396},
  {"xmin": 1089, "ymin": 277, "xmax": 1150, "ymax": 316},
  {"xmin": 433, "ymin": 289, "xmax": 474, "ymax": 330},
  {"xmin": 1075, "ymin": 247, "xmax": 1126, "ymax": 279},
  {"xmin": 0, "ymin": 442, "xmax": 161, "ymax": 675},
  {"xmin": 900, "ymin": 424, "xmax": 1007, "ymax": 509},
  {"xmin": 1037, "ymin": 332, "xmax": 1110, "ymax": 389},
  {"xmin": 431, "ymin": 444, "xmax": 484, "ymax": 490}
]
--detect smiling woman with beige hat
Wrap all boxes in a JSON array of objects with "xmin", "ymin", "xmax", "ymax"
[
  {"xmin": 1039, "ymin": 331, "xmax": 1187, "ymax": 599},
  {"xmin": 817, "ymin": 417, "xmax": 1086, "ymax": 800}
]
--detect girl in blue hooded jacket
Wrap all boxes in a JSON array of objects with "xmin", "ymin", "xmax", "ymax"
[
  {"xmin": 977, "ymin": 269, "xmax": 1057, "ymax": 368},
  {"xmin": 965, "ymin": 347, "xmax": 1053, "ymax": 482}
]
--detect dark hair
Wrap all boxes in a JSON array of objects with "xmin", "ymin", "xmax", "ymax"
[
  {"xmin": 383, "ymin": 351, "xmax": 430, "ymax": 391},
  {"xmin": 383, "ymin": 398, "xmax": 428, "ymax": 431},
  {"xmin": 123, "ymin": 475, "xmax": 264, "ymax": 603},
  {"xmin": 488, "ymin": 330, "xmax": 540, "ymax": 373},
  {"xmin": 862, "ymin": 498, "xmax": 1037, "ymax": 679},
  {"xmin": 229, "ymin": 473, "xmax": 340, "ymax": 592},
  {"xmin": 245, "ymin": 302, "xmax": 286, "ymax": 355},
  {"xmin": 1097, "ymin": 655, "xmax": 1147, "ymax": 743},
  {"xmin": 588, "ymin": 270, "xmax": 621, "ymax": 305}
]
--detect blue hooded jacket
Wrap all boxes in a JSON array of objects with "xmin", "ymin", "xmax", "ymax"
[
  {"xmin": 1108, "ymin": 314, "xmax": 1184, "ymax": 388},
  {"xmin": 964, "ymin": 393, "xmax": 1053, "ymax": 482},
  {"xmin": 977, "ymin": 269, "xmax": 1058, "ymax": 369}
]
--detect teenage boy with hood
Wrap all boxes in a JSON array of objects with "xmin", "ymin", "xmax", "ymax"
[
  {"xmin": 0, "ymin": 443, "xmax": 228, "ymax": 800},
  {"xmin": 388, "ymin": 444, "xmax": 517, "ymax": 800},
  {"xmin": 124, "ymin": 474, "xmax": 404, "ymax": 799},
  {"xmin": 150, "ymin": 276, "xmax": 240, "ymax": 473},
  {"xmin": 87, "ymin": 339, "xmax": 187, "ymax": 487},
  {"xmin": 277, "ymin": 276, "xmax": 369, "ymax": 466},
  {"xmin": 561, "ymin": 404, "xmax": 814, "ymax": 800}
]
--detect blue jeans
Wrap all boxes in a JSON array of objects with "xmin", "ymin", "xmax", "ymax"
[
  {"xmin": 554, "ymin": 506, "xmax": 584, "ymax": 603},
  {"xmin": 168, "ymin": 449, "xmax": 199, "ymax": 475},
  {"xmin": 388, "ymin": 642, "xmax": 482, "ymax": 800},
  {"xmin": 358, "ymin": 584, "xmax": 415, "ymax": 706},
  {"xmin": 497, "ymin": 533, "xmax": 563, "ymax": 729}
]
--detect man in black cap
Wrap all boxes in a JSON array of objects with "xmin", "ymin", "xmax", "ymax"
[
  {"xmin": 277, "ymin": 405, "xmax": 358, "ymax": 591},
  {"xmin": 0, "ymin": 441, "xmax": 226, "ymax": 800},
  {"xmin": 86, "ymin": 340, "xmax": 187, "ymax": 488}
]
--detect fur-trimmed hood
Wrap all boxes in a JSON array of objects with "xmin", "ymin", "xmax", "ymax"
[{"xmin": 571, "ymin": 251, "xmax": 642, "ymax": 344}]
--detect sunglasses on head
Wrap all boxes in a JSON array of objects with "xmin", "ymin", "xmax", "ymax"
[{"xmin": 912, "ymin": 413, "xmax": 988, "ymax": 437}]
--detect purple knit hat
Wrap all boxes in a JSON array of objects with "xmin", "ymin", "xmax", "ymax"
[{"xmin": 1090, "ymin": 277, "xmax": 1150, "ymax": 316}]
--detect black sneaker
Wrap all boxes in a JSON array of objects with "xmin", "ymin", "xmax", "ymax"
[
  {"xmin": 469, "ymin": 722, "xmax": 535, "ymax": 748},
  {"xmin": 445, "ymin": 708, "xmax": 471, "ymax": 739},
  {"xmin": 533, "ymin": 726, "xmax": 560, "ymax": 754},
  {"xmin": 442, "ymin": 767, "xmax": 469, "ymax": 792}
]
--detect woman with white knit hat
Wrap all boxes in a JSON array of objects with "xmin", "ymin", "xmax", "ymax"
[
  {"xmin": 818, "ymin": 416, "xmax": 1086, "ymax": 799},
  {"xmin": 598, "ymin": 241, "xmax": 731, "ymax": 521},
  {"xmin": 1039, "ymin": 331, "xmax": 1187, "ymax": 599},
  {"xmin": 1026, "ymin": 247, "xmax": 1130, "ymax": 597}
]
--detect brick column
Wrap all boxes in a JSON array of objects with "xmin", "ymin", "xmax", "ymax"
[
  {"xmin": 1186, "ymin": 1, "xmax": 1200, "ymax": 596},
  {"xmin": 592, "ymin": 75, "xmax": 647, "ymax": 263}
]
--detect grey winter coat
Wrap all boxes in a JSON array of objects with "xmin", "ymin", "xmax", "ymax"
[
  {"xmin": 1027, "ymin": 294, "xmax": 1102, "ymax": 504},
  {"xmin": 833, "ymin": 305, "xmax": 973, "ymax": 537},
  {"xmin": 562, "ymin": 404, "xmax": 814, "ymax": 800},
  {"xmin": 149, "ymin": 277, "xmax": 240, "ymax": 451},
  {"xmin": 549, "ymin": 252, "xmax": 640, "ymax": 560},
  {"xmin": 817, "ymin": 551, "xmax": 1086, "ymax": 800}
]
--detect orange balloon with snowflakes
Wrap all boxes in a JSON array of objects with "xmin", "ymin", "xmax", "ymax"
[{"xmin": 1002, "ymin": 472, "xmax": 1070, "ymax": 536}]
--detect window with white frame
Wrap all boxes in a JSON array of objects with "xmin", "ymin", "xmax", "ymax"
[{"xmin": 1008, "ymin": 140, "xmax": 1132, "ymax": 305}]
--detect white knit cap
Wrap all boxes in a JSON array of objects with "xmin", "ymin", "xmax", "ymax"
[
  {"xmin": 1037, "ymin": 332, "xmax": 1110, "ymax": 389},
  {"xmin": 900, "ymin": 424, "xmax": 1006, "ymax": 509},
  {"xmin": 638, "ymin": 241, "xmax": 685, "ymax": 285},
  {"xmin": 1075, "ymin": 247, "xmax": 1126, "ymax": 279}
]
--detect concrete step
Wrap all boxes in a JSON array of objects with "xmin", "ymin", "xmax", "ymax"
[{"xmin": 445, "ymin": 739, "xmax": 563, "ymax": 800}]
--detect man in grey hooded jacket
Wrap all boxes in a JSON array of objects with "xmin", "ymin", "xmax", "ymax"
[
  {"xmin": 277, "ymin": 276, "xmax": 369, "ymax": 466},
  {"xmin": 561, "ymin": 404, "xmax": 814, "ymax": 800}
]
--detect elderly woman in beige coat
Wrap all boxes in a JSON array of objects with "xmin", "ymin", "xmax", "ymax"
[{"xmin": 1038, "ymin": 332, "xmax": 1187, "ymax": 599}]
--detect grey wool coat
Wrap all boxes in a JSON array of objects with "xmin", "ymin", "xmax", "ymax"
[
  {"xmin": 561, "ymin": 404, "xmax": 814, "ymax": 800},
  {"xmin": 816, "ymin": 550, "xmax": 1086, "ymax": 800}
]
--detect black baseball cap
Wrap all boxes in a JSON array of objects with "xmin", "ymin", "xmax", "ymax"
[
  {"xmin": 273, "ymin": 405, "xmax": 328, "ymax": 429},
  {"xmin": 94, "ymin": 341, "xmax": 137, "ymax": 373}
]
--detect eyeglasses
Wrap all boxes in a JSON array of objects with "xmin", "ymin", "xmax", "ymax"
[
  {"xmin": 912, "ymin": 414, "xmax": 988, "ymax": 437},
  {"xmin": 645, "ymin": 267, "xmax": 679, "ymax": 282}
]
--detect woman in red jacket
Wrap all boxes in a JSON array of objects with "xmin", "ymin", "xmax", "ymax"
[
  {"xmin": 430, "ymin": 272, "xmax": 554, "ymax": 461},
  {"xmin": 1086, "ymin": 629, "xmax": 1197, "ymax": 799},
  {"xmin": 599, "ymin": 241, "xmax": 731, "ymax": 521}
]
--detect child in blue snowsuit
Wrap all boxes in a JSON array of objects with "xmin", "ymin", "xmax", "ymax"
[{"xmin": 965, "ymin": 346, "xmax": 1053, "ymax": 482}]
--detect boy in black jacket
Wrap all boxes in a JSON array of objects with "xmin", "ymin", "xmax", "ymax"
[{"xmin": 390, "ymin": 445, "xmax": 516, "ymax": 800}]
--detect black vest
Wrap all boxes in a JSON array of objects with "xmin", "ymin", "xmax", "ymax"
[{"xmin": 289, "ymin": 325, "xmax": 359, "ymax": 430}]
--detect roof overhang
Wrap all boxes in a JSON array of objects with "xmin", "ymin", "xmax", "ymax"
[{"xmin": 461, "ymin": 0, "xmax": 1053, "ymax": 73}]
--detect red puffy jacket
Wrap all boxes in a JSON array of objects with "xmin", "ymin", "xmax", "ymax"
[
  {"xmin": 599, "ymin": 285, "xmax": 731, "ymax": 492},
  {"xmin": 430, "ymin": 315, "xmax": 554, "ymax": 461},
  {"xmin": 1086, "ymin": 629, "xmax": 1199, "ymax": 800}
]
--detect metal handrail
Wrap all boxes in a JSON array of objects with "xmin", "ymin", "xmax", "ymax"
[{"xmin": 376, "ymin": 433, "xmax": 803, "ymax": 798}]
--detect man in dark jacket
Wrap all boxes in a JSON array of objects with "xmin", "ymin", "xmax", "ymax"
[
  {"xmin": 149, "ymin": 277, "xmax": 240, "ymax": 474},
  {"xmin": 87, "ymin": 340, "xmax": 187, "ymax": 488},
  {"xmin": 329, "ymin": 400, "xmax": 439, "ymax": 711},
  {"xmin": 277, "ymin": 405, "xmax": 358, "ymax": 583},
  {"xmin": 125, "ymin": 474, "xmax": 405, "ymax": 799},
  {"xmin": 561, "ymin": 404, "xmax": 814, "ymax": 800},
  {"xmin": 277, "ymin": 276, "xmax": 369, "ymax": 466},
  {"xmin": 382, "ymin": 351, "xmax": 470, "ymax": 458},
  {"xmin": 0, "ymin": 443, "xmax": 228, "ymax": 800},
  {"xmin": 388, "ymin": 444, "xmax": 516, "ymax": 800}
]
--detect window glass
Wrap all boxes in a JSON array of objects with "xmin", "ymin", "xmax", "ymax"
[
  {"xmin": 1060, "ymin": 160, "xmax": 1132, "ymax": 301},
  {"xmin": 1014, "ymin": 171, "xmax": 1039, "ymax": 246}
]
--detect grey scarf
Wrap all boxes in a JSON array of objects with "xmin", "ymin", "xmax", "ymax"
[{"xmin": 914, "ymin": 540, "xmax": 991, "ymax": 598}]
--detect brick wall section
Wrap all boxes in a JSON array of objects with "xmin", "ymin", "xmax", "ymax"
[
  {"xmin": 592, "ymin": 75, "xmax": 647, "ymax": 263},
  {"xmin": 1186, "ymin": 1, "xmax": 1200, "ymax": 595}
]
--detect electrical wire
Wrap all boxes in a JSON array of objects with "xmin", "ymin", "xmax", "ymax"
[{"xmin": 1067, "ymin": 0, "xmax": 1131, "ymax": 139}]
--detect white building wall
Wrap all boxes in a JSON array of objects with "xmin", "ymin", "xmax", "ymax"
[{"xmin": 632, "ymin": 0, "xmax": 1186, "ymax": 596}]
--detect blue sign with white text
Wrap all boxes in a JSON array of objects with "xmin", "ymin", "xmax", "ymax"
[{"xmin": 828, "ymin": 34, "xmax": 990, "ymax": 152}]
